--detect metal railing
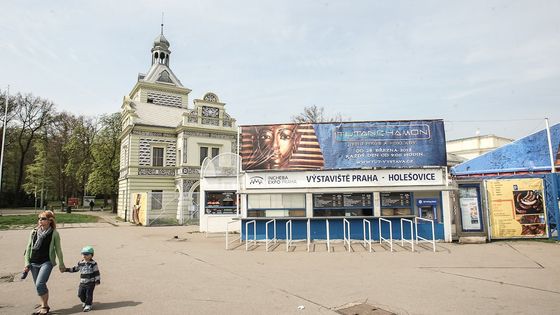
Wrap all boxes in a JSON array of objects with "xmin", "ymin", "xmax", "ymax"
[
  {"xmin": 343, "ymin": 218, "xmax": 352, "ymax": 252},
  {"xmin": 306, "ymin": 219, "xmax": 311, "ymax": 252},
  {"xmin": 400, "ymin": 218, "xmax": 414, "ymax": 252},
  {"xmin": 326, "ymin": 219, "xmax": 331, "ymax": 252},
  {"xmin": 415, "ymin": 217, "xmax": 436, "ymax": 252},
  {"xmin": 225, "ymin": 220, "xmax": 241, "ymax": 250},
  {"xmin": 362, "ymin": 219, "xmax": 372, "ymax": 252},
  {"xmin": 379, "ymin": 218, "xmax": 393, "ymax": 252},
  {"xmin": 245, "ymin": 220, "xmax": 256, "ymax": 251},
  {"xmin": 265, "ymin": 219, "xmax": 277, "ymax": 252},
  {"xmin": 286, "ymin": 220, "xmax": 293, "ymax": 252}
]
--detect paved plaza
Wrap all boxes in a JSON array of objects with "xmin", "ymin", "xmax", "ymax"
[{"xmin": 1, "ymin": 217, "xmax": 559, "ymax": 314}]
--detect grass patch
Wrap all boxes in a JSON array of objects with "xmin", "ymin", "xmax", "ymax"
[{"xmin": 0, "ymin": 213, "xmax": 99, "ymax": 230}]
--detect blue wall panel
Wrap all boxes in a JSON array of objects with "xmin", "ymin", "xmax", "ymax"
[{"xmin": 241, "ymin": 218, "xmax": 444, "ymax": 241}]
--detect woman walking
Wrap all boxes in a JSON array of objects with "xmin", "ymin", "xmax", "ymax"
[{"xmin": 23, "ymin": 210, "xmax": 66, "ymax": 314}]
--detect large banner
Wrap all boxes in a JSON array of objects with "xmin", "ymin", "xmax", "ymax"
[
  {"xmin": 241, "ymin": 120, "xmax": 446, "ymax": 171},
  {"xmin": 486, "ymin": 179, "xmax": 548, "ymax": 238},
  {"xmin": 245, "ymin": 168, "xmax": 445, "ymax": 189}
]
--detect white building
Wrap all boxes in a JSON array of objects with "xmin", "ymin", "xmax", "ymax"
[
  {"xmin": 117, "ymin": 28, "xmax": 237, "ymax": 225},
  {"xmin": 447, "ymin": 135, "xmax": 513, "ymax": 161}
]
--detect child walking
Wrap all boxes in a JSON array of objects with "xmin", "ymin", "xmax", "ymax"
[{"xmin": 65, "ymin": 246, "xmax": 100, "ymax": 312}]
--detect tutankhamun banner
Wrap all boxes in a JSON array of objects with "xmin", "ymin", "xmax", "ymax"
[{"xmin": 240, "ymin": 120, "xmax": 446, "ymax": 171}]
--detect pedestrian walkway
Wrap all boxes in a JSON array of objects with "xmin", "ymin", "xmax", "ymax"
[
  {"xmin": 58, "ymin": 222, "xmax": 114, "ymax": 229},
  {"xmin": 75, "ymin": 209, "xmax": 131, "ymax": 227},
  {"xmin": 1, "ymin": 226, "xmax": 559, "ymax": 314}
]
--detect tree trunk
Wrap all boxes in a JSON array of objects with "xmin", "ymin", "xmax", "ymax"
[{"xmin": 111, "ymin": 193, "xmax": 117, "ymax": 213}]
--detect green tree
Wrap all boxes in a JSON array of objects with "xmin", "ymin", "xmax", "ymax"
[
  {"xmin": 63, "ymin": 116, "xmax": 98, "ymax": 200},
  {"xmin": 87, "ymin": 113, "xmax": 121, "ymax": 212},
  {"xmin": 12, "ymin": 93, "xmax": 54, "ymax": 204},
  {"xmin": 22, "ymin": 138, "xmax": 49, "ymax": 207}
]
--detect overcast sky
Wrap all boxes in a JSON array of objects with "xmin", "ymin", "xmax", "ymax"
[{"xmin": 1, "ymin": 0, "xmax": 559, "ymax": 140}]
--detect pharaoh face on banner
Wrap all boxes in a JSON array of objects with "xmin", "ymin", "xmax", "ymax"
[{"xmin": 241, "ymin": 124, "xmax": 324, "ymax": 170}]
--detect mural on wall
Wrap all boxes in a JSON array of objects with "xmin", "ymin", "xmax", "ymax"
[
  {"xmin": 241, "ymin": 120, "xmax": 446, "ymax": 171},
  {"xmin": 486, "ymin": 178, "xmax": 548, "ymax": 238},
  {"xmin": 131, "ymin": 193, "xmax": 148, "ymax": 226}
]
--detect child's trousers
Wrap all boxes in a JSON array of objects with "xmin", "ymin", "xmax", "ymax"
[{"xmin": 78, "ymin": 283, "xmax": 96, "ymax": 306}]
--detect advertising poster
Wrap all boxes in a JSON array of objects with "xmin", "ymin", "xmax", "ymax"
[
  {"xmin": 131, "ymin": 193, "xmax": 148, "ymax": 226},
  {"xmin": 486, "ymin": 179, "xmax": 548, "ymax": 239},
  {"xmin": 241, "ymin": 120, "xmax": 446, "ymax": 171},
  {"xmin": 458, "ymin": 186, "xmax": 482, "ymax": 231}
]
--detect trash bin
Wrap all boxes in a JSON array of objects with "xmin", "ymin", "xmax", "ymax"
[{"xmin": 66, "ymin": 206, "xmax": 72, "ymax": 214}]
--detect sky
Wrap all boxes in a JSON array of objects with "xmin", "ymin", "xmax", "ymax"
[{"xmin": 1, "ymin": 0, "xmax": 559, "ymax": 140}]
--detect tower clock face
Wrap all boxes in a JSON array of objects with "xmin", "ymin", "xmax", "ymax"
[
  {"xmin": 202, "ymin": 106, "xmax": 219, "ymax": 117},
  {"xmin": 204, "ymin": 93, "xmax": 218, "ymax": 102}
]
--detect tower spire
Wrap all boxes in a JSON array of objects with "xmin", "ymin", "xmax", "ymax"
[
  {"xmin": 161, "ymin": 12, "xmax": 164, "ymax": 35},
  {"xmin": 152, "ymin": 15, "xmax": 170, "ymax": 66}
]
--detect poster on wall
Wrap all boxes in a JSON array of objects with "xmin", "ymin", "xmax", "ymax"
[
  {"xmin": 240, "ymin": 120, "xmax": 446, "ymax": 171},
  {"xmin": 458, "ymin": 186, "xmax": 482, "ymax": 231},
  {"xmin": 486, "ymin": 179, "xmax": 548, "ymax": 239},
  {"xmin": 131, "ymin": 193, "xmax": 148, "ymax": 226}
]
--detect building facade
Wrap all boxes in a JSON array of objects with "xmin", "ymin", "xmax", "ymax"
[
  {"xmin": 117, "ymin": 30, "xmax": 237, "ymax": 224},
  {"xmin": 447, "ymin": 134, "xmax": 513, "ymax": 161},
  {"xmin": 201, "ymin": 120, "xmax": 456, "ymax": 243}
]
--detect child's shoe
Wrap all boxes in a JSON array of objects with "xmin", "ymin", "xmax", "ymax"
[{"xmin": 83, "ymin": 305, "xmax": 92, "ymax": 312}]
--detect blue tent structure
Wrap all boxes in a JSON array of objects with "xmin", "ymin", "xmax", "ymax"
[
  {"xmin": 452, "ymin": 123, "xmax": 560, "ymax": 176},
  {"xmin": 451, "ymin": 123, "xmax": 560, "ymax": 240}
]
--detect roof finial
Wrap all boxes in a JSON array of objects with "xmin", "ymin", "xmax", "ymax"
[{"xmin": 161, "ymin": 12, "xmax": 164, "ymax": 35}]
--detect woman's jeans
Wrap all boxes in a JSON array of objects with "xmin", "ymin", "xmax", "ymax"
[{"xmin": 30, "ymin": 261, "xmax": 53, "ymax": 296}]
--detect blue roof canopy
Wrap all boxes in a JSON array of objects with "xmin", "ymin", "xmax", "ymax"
[{"xmin": 451, "ymin": 123, "xmax": 560, "ymax": 176}]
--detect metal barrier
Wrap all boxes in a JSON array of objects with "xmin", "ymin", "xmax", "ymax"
[
  {"xmin": 225, "ymin": 220, "xmax": 241, "ymax": 250},
  {"xmin": 362, "ymin": 219, "xmax": 372, "ymax": 252},
  {"xmin": 306, "ymin": 219, "xmax": 311, "ymax": 252},
  {"xmin": 379, "ymin": 218, "xmax": 393, "ymax": 252},
  {"xmin": 285, "ymin": 220, "xmax": 293, "ymax": 252},
  {"xmin": 326, "ymin": 219, "xmax": 331, "ymax": 252},
  {"xmin": 400, "ymin": 218, "xmax": 414, "ymax": 252},
  {"xmin": 265, "ymin": 219, "xmax": 277, "ymax": 252},
  {"xmin": 415, "ymin": 217, "xmax": 436, "ymax": 252},
  {"xmin": 245, "ymin": 220, "xmax": 256, "ymax": 251},
  {"xmin": 343, "ymin": 218, "xmax": 352, "ymax": 252}
]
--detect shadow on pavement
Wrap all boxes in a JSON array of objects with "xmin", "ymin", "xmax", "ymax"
[{"xmin": 54, "ymin": 301, "xmax": 142, "ymax": 314}]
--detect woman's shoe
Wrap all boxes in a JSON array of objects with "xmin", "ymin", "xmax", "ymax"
[{"xmin": 38, "ymin": 306, "xmax": 50, "ymax": 314}]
